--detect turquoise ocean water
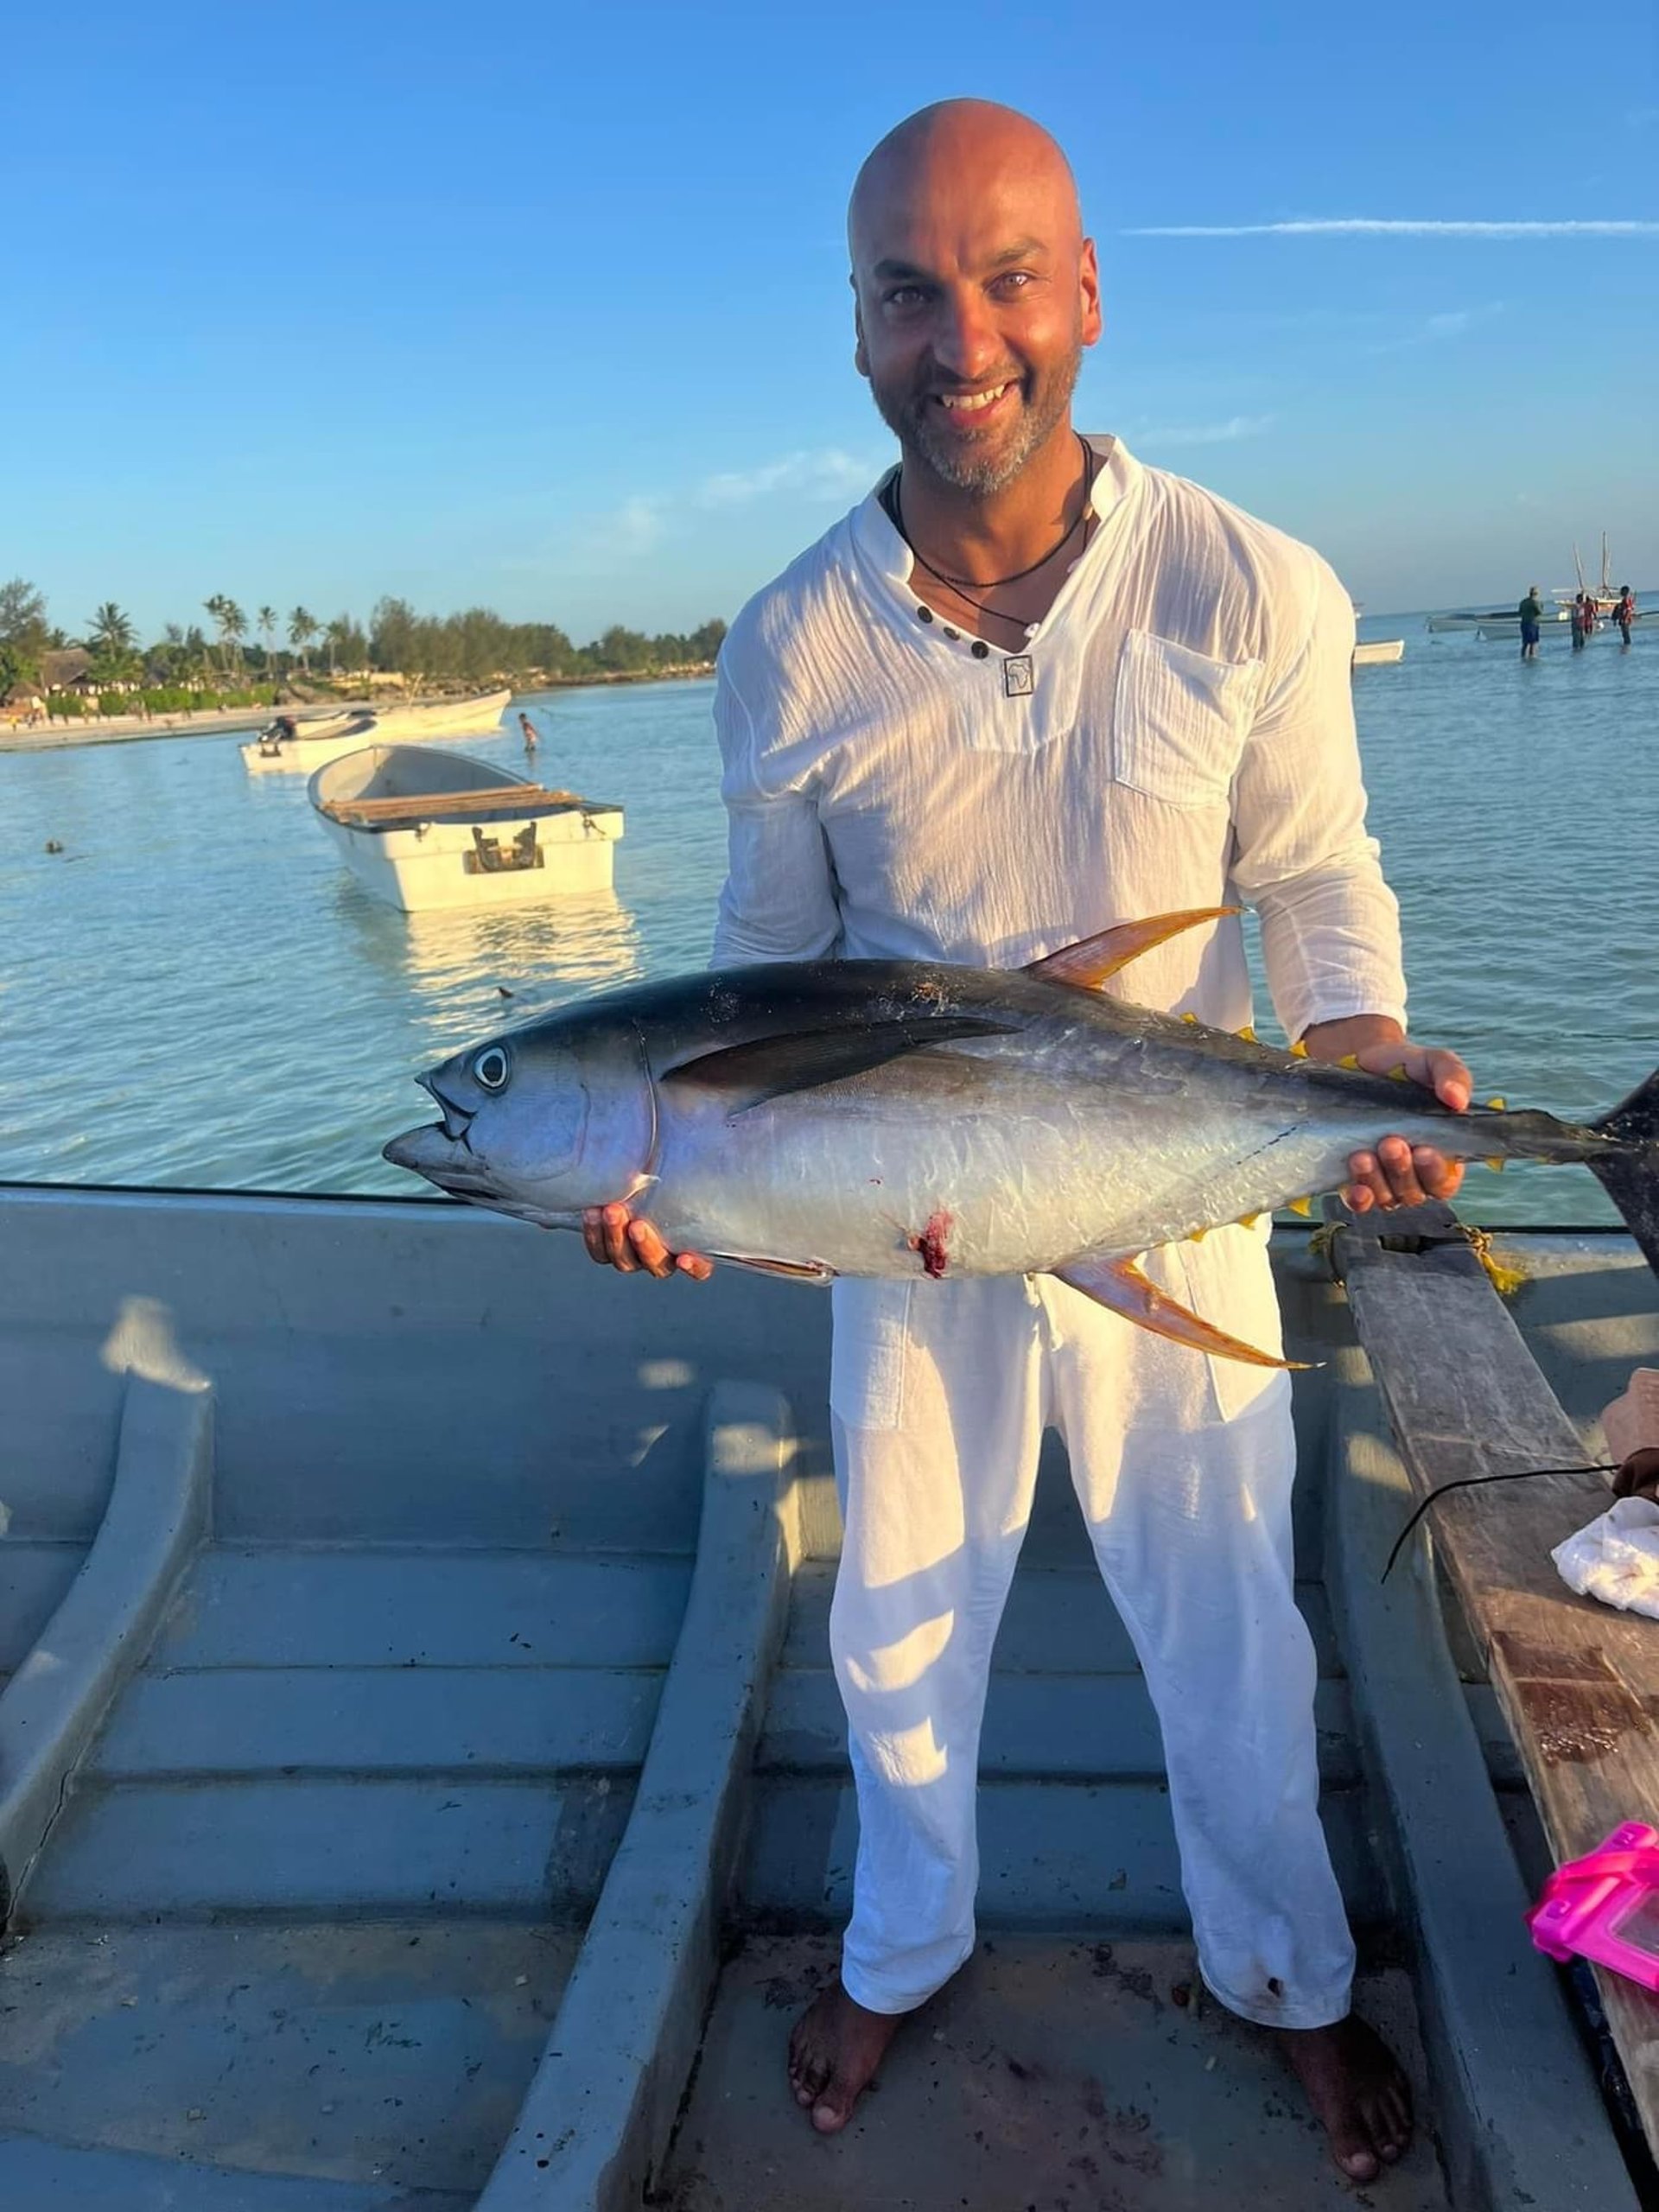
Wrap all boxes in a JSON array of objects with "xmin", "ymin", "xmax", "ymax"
[{"xmin": 0, "ymin": 614, "xmax": 1652, "ymax": 1228}]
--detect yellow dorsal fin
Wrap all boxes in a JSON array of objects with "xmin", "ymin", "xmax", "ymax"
[
  {"xmin": 1023, "ymin": 907, "xmax": 1238, "ymax": 992},
  {"xmin": 1286, "ymin": 1194, "xmax": 1313, "ymax": 1217},
  {"xmin": 1288, "ymin": 1039, "xmax": 1309, "ymax": 1058},
  {"xmin": 1051, "ymin": 1255, "xmax": 1310, "ymax": 1370}
]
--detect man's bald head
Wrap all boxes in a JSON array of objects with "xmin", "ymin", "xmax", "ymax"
[
  {"xmin": 848, "ymin": 100, "xmax": 1083, "ymax": 270},
  {"xmin": 847, "ymin": 100, "xmax": 1099, "ymax": 498}
]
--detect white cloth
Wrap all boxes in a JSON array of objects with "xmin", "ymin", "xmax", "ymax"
[
  {"xmin": 710, "ymin": 437, "xmax": 1403, "ymax": 2029},
  {"xmin": 1553, "ymin": 1497, "xmax": 1659, "ymax": 1618}
]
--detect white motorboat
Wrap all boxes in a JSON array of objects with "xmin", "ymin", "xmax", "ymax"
[
  {"xmin": 240, "ymin": 688, "xmax": 512, "ymax": 774},
  {"xmin": 1351, "ymin": 639, "xmax": 1405, "ymax": 666},
  {"xmin": 308, "ymin": 742, "xmax": 623, "ymax": 912}
]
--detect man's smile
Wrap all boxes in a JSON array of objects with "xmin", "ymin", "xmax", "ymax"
[{"xmin": 930, "ymin": 379, "xmax": 1020, "ymax": 427}]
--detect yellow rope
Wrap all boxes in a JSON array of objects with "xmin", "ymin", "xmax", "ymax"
[{"xmin": 1306, "ymin": 1217, "xmax": 1527, "ymax": 1296}]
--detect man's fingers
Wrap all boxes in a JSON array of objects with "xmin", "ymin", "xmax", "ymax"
[
  {"xmin": 582, "ymin": 1210, "xmax": 607, "ymax": 1265},
  {"xmin": 1376, "ymin": 1135, "xmax": 1427, "ymax": 1208},
  {"xmin": 676, "ymin": 1250, "xmax": 715, "ymax": 1283},
  {"xmin": 1423, "ymin": 1049, "xmax": 1472, "ymax": 1114},
  {"xmin": 627, "ymin": 1217, "xmax": 676, "ymax": 1280},
  {"xmin": 1414, "ymin": 1147, "xmax": 1465, "ymax": 1201},
  {"xmin": 602, "ymin": 1203, "xmax": 638, "ymax": 1270}
]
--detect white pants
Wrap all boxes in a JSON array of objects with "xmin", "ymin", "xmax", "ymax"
[{"xmin": 827, "ymin": 1229, "xmax": 1355, "ymax": 2031}]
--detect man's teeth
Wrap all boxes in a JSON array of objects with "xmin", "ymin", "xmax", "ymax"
[{"xmin": 938, "ymin": 385, "xmax": 1010, "ymax": 412}]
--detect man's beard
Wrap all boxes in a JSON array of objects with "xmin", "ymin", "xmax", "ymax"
[{"xmin": 871, "ymin": 343, "xmax": 1084, "ymax": 495}]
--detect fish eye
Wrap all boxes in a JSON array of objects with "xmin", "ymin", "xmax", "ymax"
[{"xmin": 472, "ymin": 1046, "xmax": 511, "ymax": 1093}]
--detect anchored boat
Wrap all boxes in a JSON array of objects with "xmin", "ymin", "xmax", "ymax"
[
  {"xmin": 240, "ymin": 689, "xmax": 512, "ymax": 774},
  {"xmin": 0, "ymin": 1182, "xmax": 1653, "ymax": 2209},
  {"xmin": 308, "ymin": 743, "xmax": 624, "ymax": 912}
]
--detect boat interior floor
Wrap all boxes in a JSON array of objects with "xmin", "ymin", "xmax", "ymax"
[{"xmin": 663, "ymin": 1933, "xmax": 1445, "ymax": 2212}]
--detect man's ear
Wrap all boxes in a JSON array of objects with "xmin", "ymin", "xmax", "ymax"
[
  {"xmin": 1079, "ymin": 236, "xmax": 1103, "ymax": 350},
  {"xmin": 852, "ymin": 279, "xmax": 870, "ymax": 379}
]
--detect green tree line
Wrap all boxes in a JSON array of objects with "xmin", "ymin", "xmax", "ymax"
[{"xmin": 0, "ymin": 576, "xmax": 727, "ymax": 701}]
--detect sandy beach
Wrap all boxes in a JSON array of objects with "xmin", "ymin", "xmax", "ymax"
[{"xmin": 0, "ymin": 701, "xmax": 373, "ymax": 754}]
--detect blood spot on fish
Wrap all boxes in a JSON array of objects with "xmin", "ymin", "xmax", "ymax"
[{"xmin": 908, "ymin": 1210, "xmax": 953, "ymax": 1279}]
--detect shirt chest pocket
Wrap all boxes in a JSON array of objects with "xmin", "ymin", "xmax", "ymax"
[{"xmin": 1110, "ymin": 630, "xmax": 1262, "ymax": 810}]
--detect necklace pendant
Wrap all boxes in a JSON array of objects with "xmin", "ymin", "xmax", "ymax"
[{"xmin": 1003, "ymin": 654, "xmax": 1034, "ymax": 698}]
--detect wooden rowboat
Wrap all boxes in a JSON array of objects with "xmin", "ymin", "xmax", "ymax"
[{"xmin": 308, "ymin": 741, "xmax": 624, "ymax": 912}]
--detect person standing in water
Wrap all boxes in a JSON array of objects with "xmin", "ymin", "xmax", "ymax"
[
  {"xmin": 518, "ymin": 710, "xmax": 539, "ymax": 760},
  {"xmin": 1519, "ymin": 585, "xmax": 1545, "ymax": 660},
  {"xmin": 1615, "ymin": 585, "xmax": 1637, "ymax": 647}
]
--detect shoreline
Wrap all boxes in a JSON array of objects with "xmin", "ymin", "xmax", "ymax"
[{"xmin": 0, "ymin": 667, "xmax": 715, "ymax": 757}]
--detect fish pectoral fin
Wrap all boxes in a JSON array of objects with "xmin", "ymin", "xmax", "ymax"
[
  {"xmin": 708, "ymin": 1251, "xmax": 836, "ymax": 1283},
  {"xmin": 661, "ymin": 1016, "xmax": 1014, "ymax": 1109},
  {"xmin": 1050, "ymin": 1255, "xmax": 1310, "ymax": 1371},
  {"xmin": 1022, "ymin": 907, "xmax": 1238, "ymax": 991}
]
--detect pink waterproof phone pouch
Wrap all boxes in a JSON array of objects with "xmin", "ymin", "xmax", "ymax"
[{"xmin": 1528, "ymin": 1824, "xmax": 1659, "ymax": 1991}]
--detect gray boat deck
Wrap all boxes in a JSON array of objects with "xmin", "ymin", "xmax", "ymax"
[{"xmin": 0, "ymin": 1189, "xmax": 1653, "ymax": 2208}]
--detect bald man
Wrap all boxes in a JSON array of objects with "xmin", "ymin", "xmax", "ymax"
[{"xmin": 586, "ymin": 99, "xmax": 1470, "ymax": 2185}]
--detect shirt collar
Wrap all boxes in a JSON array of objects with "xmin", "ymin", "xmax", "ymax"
[{"xmin": 848, "ymin": 435, "xmax": 1140, "ymax": 601}]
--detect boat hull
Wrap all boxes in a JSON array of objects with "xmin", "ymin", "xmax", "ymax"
[
  {"xmin": 308, "ymin": 740, "xmax": 623, "ymax": 912},
  {"xmin": 240, "ymin": 689, "xmax": 511, "ymax": 773}
]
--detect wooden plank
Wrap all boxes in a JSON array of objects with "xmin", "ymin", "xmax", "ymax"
[
  {"xmin": 321, "ymin": 784, "xmax": 582, "ymax": 825},
  {"xmin": 1326, "ymin": 1198, "xmax": 1659, "ymax": 2152}
]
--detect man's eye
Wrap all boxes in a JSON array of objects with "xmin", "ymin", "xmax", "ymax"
[
  {"xmin": 884, "ymin": 286, "xmax": 925, "ymax": 308},
  {"xmin": 992, "ymin": 271, "xmax": 1033, "ymax": 296}
]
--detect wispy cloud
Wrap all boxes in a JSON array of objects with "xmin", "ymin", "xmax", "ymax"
[
  {"xmin": 1125, "ymin": 218, "xmax": 1659, "ymax": 238},
  {"xmin": 1131, "ymin": 414, "xmax": 1275, "ymax": 448},
  {"xmin": 696, "ymin": 448, "xmax": 883, "ymax": 507},
  {"xmin": 594, "ymin": 494, "xmax": 670, "ymax": 559}
]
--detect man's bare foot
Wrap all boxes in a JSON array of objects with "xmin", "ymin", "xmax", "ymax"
[
  {"xmin": 787, "ymin": 1976, "xmax": 905, "ymax": 2134},
  {"xmin": 1277, "ymin": 2014, "xmax": 1414, "ymax": 2182}
]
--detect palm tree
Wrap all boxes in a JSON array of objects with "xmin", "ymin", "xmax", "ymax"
[
  {"xmin": 288, "ymin": 606, "xmax": 318, "ymax": 674},
  {"xmin": 86, "ymin": 601, "xmax": 137, "ymax": 657},
  {"xmin": 257, "ymin": 605, "xmax": 279, "ymax": 672},
  {"xmin": 325, "ymin": 615, "xmax": 349, "ymax": 677},
  {"xmin": 219, "ymin": 598, "xmax": 248, "ymax": 675}
]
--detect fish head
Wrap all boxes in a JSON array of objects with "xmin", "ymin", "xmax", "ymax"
[{"xmin": 383, "ymin": 1014, "xmax": 654, "ymax": 1228}]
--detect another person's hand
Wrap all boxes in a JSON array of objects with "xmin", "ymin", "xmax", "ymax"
[
  {"xmin": 1301, "ymin": 1020, "xmax": 1472, "ymax": 1214},
  {"xmin": 1612, "ymin": 1448, "xmax": 1659, "ymax": 1503},
  {"xmin": 581, "ymin": 1202, "xmax": 713, "ymax": 1281}
]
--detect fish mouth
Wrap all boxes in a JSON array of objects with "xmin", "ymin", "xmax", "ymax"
[{"xmin": 381, "ymin": 1122, "xmax": 493, "ymax": 1193}]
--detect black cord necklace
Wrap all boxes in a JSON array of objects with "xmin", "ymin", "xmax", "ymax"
[{"xmin": 893, "ymin": 435, "xmax": 1099, "ymax": 627}]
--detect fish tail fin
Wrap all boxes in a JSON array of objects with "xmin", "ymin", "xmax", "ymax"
[{"xmin": 1589, "ymin": 1066, "xmax": 1659, "ymax": 1276}]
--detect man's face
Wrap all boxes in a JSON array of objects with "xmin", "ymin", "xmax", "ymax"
[{"xmin": 851, "ymin": 147, "xmax": 1101, "ymax": 497}]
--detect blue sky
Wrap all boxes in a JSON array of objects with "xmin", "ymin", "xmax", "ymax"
[{"xmin": 5, "ymin": 2, "xmax": 1656, "ymax": 639}]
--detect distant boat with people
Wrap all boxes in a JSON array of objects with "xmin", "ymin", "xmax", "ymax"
[{"xmin": 239, "ymin": 688, "xmax": 512, "ymax": 774}]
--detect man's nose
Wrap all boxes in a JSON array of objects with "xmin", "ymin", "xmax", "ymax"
[{"xmin": 931, "ymin": 287, "xmax": 1004, "ymax": 382}]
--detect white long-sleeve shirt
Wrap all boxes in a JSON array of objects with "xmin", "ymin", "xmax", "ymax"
[{"xmin": 711, "ymin": 436, "xmax": 1405, "ymax": 1042}]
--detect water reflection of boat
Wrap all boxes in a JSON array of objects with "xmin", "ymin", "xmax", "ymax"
[{"xmin": 399, "ymin": 889, "xmax": 644, "ymax": 1001}]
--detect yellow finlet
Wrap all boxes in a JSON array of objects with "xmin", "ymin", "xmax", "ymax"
[
  {"xmin": 1288, "ymin": 1039, "xmax": 1309, "ymax": 1059},
  {"xmin": 1236, "ymin": 1025, "xmax": 1257, "ymax": 1043},
  {"xmin": 1485, "ymin": 1095, "xmax": 1507, "ymax": 1111},
  {"xmin": 1484, "ymin": 1157, "xmax": 1506, "ymax": 1173},
  {"xmin": 1286, "ymin": 1194, "xmax": 1313, "ymax": 1217},
  {"xmin": 1180, "ymin": 1012, "xmax": 1200, "ymax": 1025},
  {"xmin": 1188, "ymin": 1224, "xmax": 1209, "ymax": 1242},
  {"xmin": 1388, "ymin": 1064, "xmax": 1410, "ymax": 1082},
  {"xmin": 1337, "ymin": 1052, "xmax": 1362, "ymax": 1071},
  {"xmin": 1238, "ymin": 1212, "xmax": 1262, "ymax": 1230}
]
